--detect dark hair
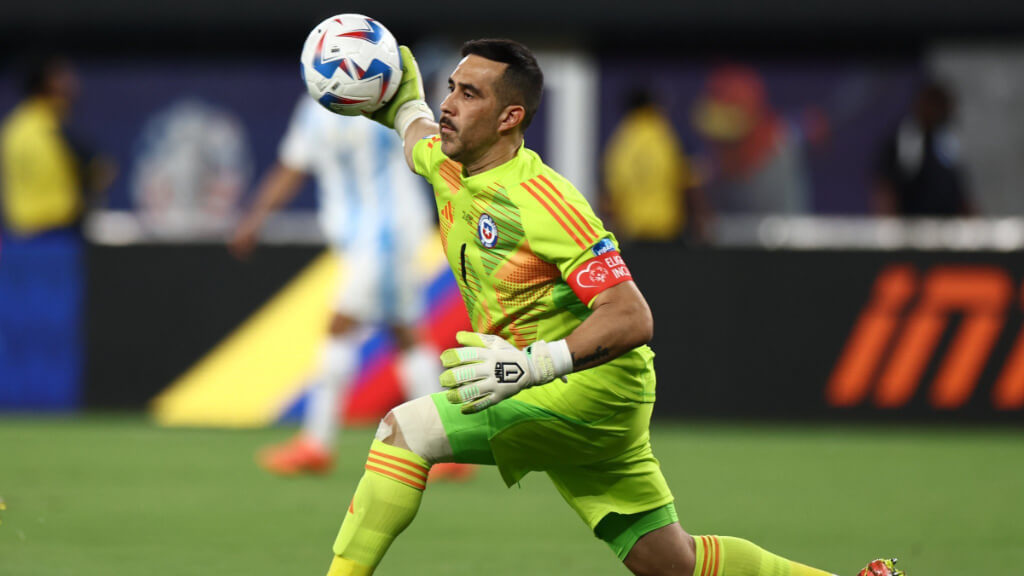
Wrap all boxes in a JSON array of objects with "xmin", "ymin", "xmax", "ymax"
[
  {"xmin": 460, "ymin": 39, "xmax": 544, "ymax": 130},
  {"xmin": 627, "ymin": 89, "xmax": 655, "ymax": 111},
  {"xmin": 21, "ymin": 54, "xmax": 67, "ymax": 96},
  {"xmin": 915, "ymin": 79, "xmax": 954, "ymax": 127}
]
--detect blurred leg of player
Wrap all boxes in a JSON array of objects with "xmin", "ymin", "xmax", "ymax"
[
  {"xmin": 392, "ymin": 325, "xmax": 439, "ymax": 401},
  {"xmin": 260, "ymin": 227, "xmax": 473, "ymax": 479},
  {"xmin": 258, "ymin": 240, "xmax": 386, "ymax": 475},
  {"xmin": 258, "ymin": 313, "xmax": 372, "ymax": 475}
]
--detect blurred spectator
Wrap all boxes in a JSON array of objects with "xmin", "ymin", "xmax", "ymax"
[
  {"xmin": 0, "ymin": 55, "xmax": 113, "ymax": 410},
  {"xmin": 603, "ymin": 89, "xmax": 709, "ymax": 243},
  {"xmin": 691, "ymin": 65, "xmax": 813, "ymax": 214},
  {"xmin": 1, "ymin": 55, "xmax": 115, "ymax": 237},
  {"xmin": 873, "ymin": 81, "xmax": 972, "ymax": 216}
]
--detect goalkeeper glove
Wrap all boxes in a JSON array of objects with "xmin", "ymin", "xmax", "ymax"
[
  {"xmin": 440, "ymin": 331, "xmax": 573, "ymax": 414},
  {"xmin": 368, "ymin": 45, "xmax": 434, "ymax": 139}
]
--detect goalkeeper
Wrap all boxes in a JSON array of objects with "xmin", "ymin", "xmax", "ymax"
[{"xmin": 325, "ymin": 39, "xmax": 902, "ymax": 576}]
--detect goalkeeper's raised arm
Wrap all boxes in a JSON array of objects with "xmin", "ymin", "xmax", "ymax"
[{"xmin": 367, "ymin": 45, "xmax": 437, "ymax": 170}]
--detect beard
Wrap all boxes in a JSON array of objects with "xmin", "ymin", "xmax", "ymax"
[{"xmin": 440, "ymin": 135, "xmax": 465, "ymax": 161}]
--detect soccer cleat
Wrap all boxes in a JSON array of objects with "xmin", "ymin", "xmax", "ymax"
[
  {"xmin": 428, "ymin": 462, "xmax": 476, "ymax": 483},
  {"xmin": 257, "ymin": 436, "xmax": 333, "ymax": 475},
  {"xmin": 857, "ymin": 558, "xmax": 904, "ymax": 576}
]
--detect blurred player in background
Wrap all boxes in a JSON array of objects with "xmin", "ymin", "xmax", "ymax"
[
  {"xmin": 603, "ymin": 88, "xmax": 709, "ymax": 244},
  {"xmin": 873, "ymin": 80, "xmax": 972, "ymax": 216},
  {"xmin": 321, "ymin": 40, "xmax": 903, "ymax": 576},
  {"xmin": 691, "ymin": 65, "xmax": 815, "ymax": 215},
  {"xmin": 230, "ymin": 95, "xmax": 469, "ymax": 480},
  {"xmin": 1, "ymin": 54, "xmax": 116, "ymax": 237},
  {"xmin": 0, "ymin": 55, "xmax": 115, "ymax": 398}
]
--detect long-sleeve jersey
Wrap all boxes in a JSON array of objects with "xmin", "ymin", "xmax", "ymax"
[{"xmin": 413, "ymin": 136, "xmax": 655, "ymax": 405}]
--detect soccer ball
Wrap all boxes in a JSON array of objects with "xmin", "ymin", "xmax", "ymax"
[{"xmin": 300, "ymin": 14, "xmax": 402, "ymax": 116}]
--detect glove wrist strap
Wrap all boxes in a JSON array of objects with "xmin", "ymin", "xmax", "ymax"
[
  {"xmin": 546, "ymin": 339, "xmax": 573, "ymax": 377},
  {"xmin": 526, "ymin": 339, "xmax": 573, "ymax": 386},
  {"xmin": 395, "ymin": 100, "xmax": 434, "ymax": 140}
]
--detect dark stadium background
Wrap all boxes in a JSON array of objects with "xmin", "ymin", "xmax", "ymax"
[{"xmin": 2, "ymin": 2, "xmax": 1024, "ymax": 574}]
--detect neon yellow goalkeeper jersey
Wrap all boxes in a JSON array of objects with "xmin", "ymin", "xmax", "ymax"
[{"xmin": 413, "ymin": 136, "xmax": 655, "ymax": 403}]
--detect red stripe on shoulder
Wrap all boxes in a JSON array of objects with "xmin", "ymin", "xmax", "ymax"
[
  {"xmin": 533, "ymin": 175, "xmax": 596, "ymax": 245},
  {"xmin": 537, "ymin": 174, "xmax": 598, "ymax": 242},
  {"xmin": 522, "ymin": 179, "xmax": 585, "ymax": 249}
]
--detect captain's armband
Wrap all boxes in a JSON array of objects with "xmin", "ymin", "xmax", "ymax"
[{"xmin": 566, "ymin": 249, "xmax": 633, "ymax": 306}]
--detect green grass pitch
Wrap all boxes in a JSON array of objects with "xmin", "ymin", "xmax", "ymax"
[{"xmin": 2, "ymin": 415, "xmax": 1023, "ymax": 575}]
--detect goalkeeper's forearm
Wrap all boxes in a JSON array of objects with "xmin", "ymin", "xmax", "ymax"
[
  {"xmin": 402, "ymin": 117, "xmax": 438, "ymax": 171},
  {"xmin": 564, "ymin": 281, "xmax": 654, "ymax": 372}
]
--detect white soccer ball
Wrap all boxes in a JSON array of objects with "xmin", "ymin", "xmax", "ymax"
[{"xmin": 300, "ymin": 14, "xmax": 402, "ymax": 116}]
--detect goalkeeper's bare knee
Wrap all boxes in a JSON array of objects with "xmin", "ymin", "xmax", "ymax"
[{"xmin": 375, "ymin": 396, "xmax": 453, "ymax": 464}]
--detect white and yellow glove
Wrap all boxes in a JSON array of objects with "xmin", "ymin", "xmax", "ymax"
[
  {"xmin": 368, "ymin": 45, "xmax": 434, "ymax": 139},
  {"xmin": 440, "ymin": 331, "xmax": 573, "ymax": 414}
]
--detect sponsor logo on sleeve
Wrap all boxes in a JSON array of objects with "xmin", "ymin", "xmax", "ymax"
[{"xmin": 591, "ymin": 238, "xmax": 616, "ymax": 256}]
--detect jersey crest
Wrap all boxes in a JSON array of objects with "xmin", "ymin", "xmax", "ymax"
[{"xmin": 478, "ymin": 213, "xmax": 498, "ymax": 248}]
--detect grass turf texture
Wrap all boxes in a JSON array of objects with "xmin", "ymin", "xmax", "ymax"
[{"xmin": 1, "ymin": 416, "xmax": 1022, "ymax": 575}]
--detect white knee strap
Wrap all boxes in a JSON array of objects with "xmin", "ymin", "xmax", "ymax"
[{"xmin": 376, "ymin": 396, "xmax": 453, "ymax": 464}]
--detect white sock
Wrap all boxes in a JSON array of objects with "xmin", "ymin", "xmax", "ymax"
[
  {"xmin": 398, "ymin": 344, "xmax": 442, "ymax": 400},
  {"xmin": 302, "ymin": 329, "xmax": 370, "ymax": 449}
]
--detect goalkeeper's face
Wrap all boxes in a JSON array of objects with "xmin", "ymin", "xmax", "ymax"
[{"xmin": 439, "ymin": 55, "xmax": 518, "ymax": 163}]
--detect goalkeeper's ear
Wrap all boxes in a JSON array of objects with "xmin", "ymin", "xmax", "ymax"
[{"xmin": 498, "ymin": 104, "xmax": 527, "ymax": 135}]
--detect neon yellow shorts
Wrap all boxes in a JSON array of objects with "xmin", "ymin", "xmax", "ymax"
[{"xmin": 430, "ymin": 374, "xmax": 674, "ymax": 532}]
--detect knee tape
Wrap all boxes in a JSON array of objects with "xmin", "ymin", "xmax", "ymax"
[{"xmin": 376, "ymin": 396, "xmax": 453, "ymax": 464}]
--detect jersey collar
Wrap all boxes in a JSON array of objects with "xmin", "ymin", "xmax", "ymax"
[{"xmin": 461, "ymin": 141, "xmax": 529, "ymax": 188}]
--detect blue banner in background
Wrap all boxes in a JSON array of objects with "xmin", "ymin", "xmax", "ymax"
[
  {"xmin": 0, "ymin": 59, "xmax": 318, "ymax": 214},
  {"xmin": 76, "ymin": 59, "xmax": 315, "ymax": 212},
  {"xmin": 0, "ymin": 231, "xmax": 84, "ymax": 410}
]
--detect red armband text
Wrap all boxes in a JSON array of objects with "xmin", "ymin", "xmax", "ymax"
[{"xmin": 566, "ymin": 251, "xmax": 633, "ymax": 305}]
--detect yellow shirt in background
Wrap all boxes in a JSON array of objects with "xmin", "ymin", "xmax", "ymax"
[
  {"xmin": 1, "ymin": 98, "xmax": 82, "ymax": 236},
  {"xmin": 603, "ymin": 107, "xmax": 690, "ymax": 241}
]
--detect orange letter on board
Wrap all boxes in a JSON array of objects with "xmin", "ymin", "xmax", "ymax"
[
  {"xmin": 875, "ymin": 266, "xmax": 1011, "ymax": 409},
  {"xmin": 826, "ymin": 265, "xmax": 918, "ymax": 407}
]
